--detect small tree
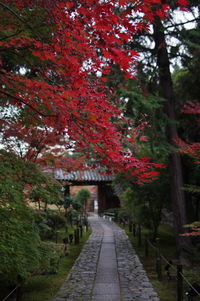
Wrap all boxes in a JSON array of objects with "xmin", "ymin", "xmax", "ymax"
[
  {"xmin": 46, "ymin": 212, "xmax": 67, "ymax": 243},
  {"xmin": 121, "ymin": 187, "xmax": 136, "ymax": 222},
  {"xmin": 30, "ymin": 177, "xmax": 62, "ymax": 211},
  {"xmin": 120, "ymin": 171, "xmax": 170, "ymax": 240},
  {"xmin": 74, "ymin": 189, "xmax": 91, "ymax": 216}
]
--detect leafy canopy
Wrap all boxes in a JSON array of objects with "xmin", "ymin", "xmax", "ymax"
[{"xmin": 0, "ymin": 0, "xmax": 174, "ymax": 183}]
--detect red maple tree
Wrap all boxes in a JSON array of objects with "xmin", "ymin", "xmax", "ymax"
[{"xmin": 0, "ymin": 0, "xmax": 173, "ymax": 182}]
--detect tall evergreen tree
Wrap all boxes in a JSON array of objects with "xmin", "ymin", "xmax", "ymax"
[{"xmin": 110, "ymin": 2, "xmax": 199, "ymax": 255}]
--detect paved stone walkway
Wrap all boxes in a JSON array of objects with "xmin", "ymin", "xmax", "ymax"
[{"xmin": 52, "ymin": 216, "xmax": 160, "ymax": 301}]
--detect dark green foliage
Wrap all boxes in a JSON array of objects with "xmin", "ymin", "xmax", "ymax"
[
  {"xmin": 0, "ymin": 5, "xmax": 52, "ymax": 75},
  {"xmin": 172, "ymin": 23, "xmax": 200, "ymax": 224},
  {"xmin": 109, "ymin": 10, "xmax": 199, "ymax": 251},
  {"xmin": 33, "ymin": 210, "xmax": 67, "ymax": 240},
  {"xmin": 0, "ymin": 150, "xmax": 63, "ymax": 285},
  {"xmin": 46, "ymin": 212, "xmax": 67, "ymax": 233},
  {"xmin": 37, "ymin": 242, "xmax": 61, "ymax": 274},
  {"xmin": 0, "ymin": 150, "xmax": 62, "ymax": 205},
  {"xmin": 0, "ymin": 206, "xmax": 61, "ymax": 282},
  {"xmin": 66, "ymin": 208, "xmax": 79, "ymax": 226},
  {"xmin": 74, "ymin": 189, "xmax": 91, "ymax": 206},
  {"xmin": 173, "ymin": 25, "xmax": 200, "ymax": 143},
  {"xmin": 74, "ymin": 188, "xmax": 91, "ymax": 215},
  {"xmin": 114, "ymin": 169, "xmax": 170, "ymax": 240},
  {"xmin": 175, "ymin": 26, "xmax": 200, "ymax": 102},
  {"xmin": 30, "ymin": 179, "xmax": 63, "ymax": 211},
  {"xmin": 106, "ymin": 64, "xmax": 169, "ymax": 164},
  {"xmin": 33, "ymin": 211, "xmax": 52, "ymax": 240},
  {"xmin": 0, "ymin": 202, "xmax": 40, "ymax": 283},
  {"xmin": 71, "ymin": 199, "xmax": 82, "ymax": 211}
]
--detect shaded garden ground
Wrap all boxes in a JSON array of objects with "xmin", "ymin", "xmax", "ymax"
[
  {"xmin": 123, "ymin": 223, "xmax": 200, "ymax": 301},
  {"xmin": 0, "ymin": 225, "xmax": 91, "ymax": 301}
]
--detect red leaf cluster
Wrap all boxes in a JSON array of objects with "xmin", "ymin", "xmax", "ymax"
[{"xmin": 0, "ymin": 0, "xmax": 171, "ymax": 182}]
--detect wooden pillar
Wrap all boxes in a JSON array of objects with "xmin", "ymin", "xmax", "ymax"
[
  {"xmin": 97, "ymin": 184, "xmax": 106, "ymax": 215},
  {"xmin": 64, "ymin": 185, "xmax": 70, "ymax": 198},
  {"xmin": 97, "ymin": 183, "xmax": 120, "ymax": 215}
]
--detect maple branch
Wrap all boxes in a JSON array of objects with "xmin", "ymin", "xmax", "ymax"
[
  {"xmin": 25, "ymin": 139, "xmax": 45, "ymax": 162},
  {"xmin": 0, "ymin": 30, "xmax": 24, "ymax": 42},
  {"xmin": 0, "ymin": 2, "xmax": 32, "ymax": 29},
  {"xmin": 0, "ymin": 1, "xmax": 42, "ymax": 40},
  {"xmin": 164, "ymin": 18, "xmax": 200, "ymax": 30},
  {"xmin": 0, "ymin": 89, "xmax": 57, "ymax": 118}
]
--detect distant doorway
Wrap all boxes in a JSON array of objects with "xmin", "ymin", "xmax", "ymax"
[
  {"xmin": 70, "ymin": 185, "xmax": 98, "ymax": 213},
  {"xmin": 54, "ymin": 169, "xmax": 120, "ymax": 214},
  {"xmin": 94, "ymin": 199, "xmax": 98, "ymax": 213}
]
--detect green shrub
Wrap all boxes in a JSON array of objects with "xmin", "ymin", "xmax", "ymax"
[
  {"xmin": 0, "ymin": 203, "xmax": 41, "ymax": 284},
  {"xmin": 46, "ymin": 212, "xmax": 67, "ymax": 231}
]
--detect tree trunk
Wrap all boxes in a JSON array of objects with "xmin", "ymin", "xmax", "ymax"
[{"xmin": 153, "ymin": 18, "xmax": 189, "ymax": 256}]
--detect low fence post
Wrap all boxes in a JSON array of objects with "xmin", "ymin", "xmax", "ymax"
[
  {"xmin": 79, "ymin": 225, "xmax": 83, "ymax": 238},
  {"xmin": 145, "ymin": 235, "xmax": 149, "ymax": 258},
  {"xmin": 74, "ymin": 229, "xmax": 76, "ymax": 244},
  {"xmin": 74, "ymin": 228, "xmax": 79, "ymax": 245},
  {"xmin": 137, "ymin": 223, "xmax": 142, "ymax": 247},
  {"xmin": 77, "ymin": 228, "xmax": 80, "ymax": 244},
  {"xmin": 177, "ymin": 264, "xmax": 183, "ymax": 301},
  {"xmin": 69, "ymin": 233, "xmax": 73, "ymax": 244},
  {"xmin": 156, "ymin": 238, "xmax": 162, "ymax": 281},
  {"xmin": 85, "ymin": 221, "xmax": 89, "ymax": 232},
  {"xmin": 55, "ymin": 230, "xmax": 58, "ymax": 244},
  {"xmin": 129, "ymin": 221, "xmax": 132, "ymax": 232},
  {"xmin": 133, "ymin": 223, "xmax": 136, "ymax": 237}
]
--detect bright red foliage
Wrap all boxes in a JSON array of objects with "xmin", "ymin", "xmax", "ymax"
[
  {"xmin": 176, "ymin": 101, "xmax": 200, "ymax": 164},
  {"xmin": 176, "ymin": 138, "xmax": 200, "ymax": 165},
  {"xmin": 0, "ymin": 0, "xmax": 170, "ymax": 182}
]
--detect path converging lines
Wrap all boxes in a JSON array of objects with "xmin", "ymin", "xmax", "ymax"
[
  {"xmin": 52, "ymin": 216, "xmax": 160, "ymax": 301},
  {"xmin": 92, "ymin": 222, "xmax": 121, "ymax": 301}
]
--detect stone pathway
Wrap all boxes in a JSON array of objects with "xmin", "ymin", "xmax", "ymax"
[
  {"xmin": 92, "ymin": 221, "xmax": 121, "ymax": 301},
  {"xmin": 52, "ymin": 216, "xmax": 160, "ymax": 301}
]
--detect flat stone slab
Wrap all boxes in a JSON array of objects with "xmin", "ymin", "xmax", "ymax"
[
  {"xmin": 95, "ymin": 273, "xmax": 119, "ymax": 283},
  {"xmin": 92, "ymin": 295, "xmax": 121, "ymax": 301},
  {"xmin": 93, "ymin": 283, "xmax": 120, "ymax": 295}
]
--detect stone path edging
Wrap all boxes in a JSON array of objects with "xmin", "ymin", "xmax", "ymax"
[
  {"xmin": 52, "ymin": 217, "xmax": 103, "ymax": 301},
  {"xmin": 113, "ymin": 223, "xmax": 160, "ymax": 301}
]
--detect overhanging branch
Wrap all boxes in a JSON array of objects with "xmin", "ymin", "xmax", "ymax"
[{"xmin": 0, "ymin": 89, "xmax": 57, "ymax": 118}]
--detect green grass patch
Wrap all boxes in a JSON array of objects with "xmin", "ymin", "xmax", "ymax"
[
  {"xmin": 122, "ymin": 224, "xmax": 200, "ymax": 301},
  {"xmin": 22, "ymin": 228, "xmax": 91, "ymax": 301}
]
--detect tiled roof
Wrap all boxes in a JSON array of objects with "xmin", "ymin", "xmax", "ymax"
[{"xmin": 54, "ymin": 169, "xmax": 113, "ymax": 182}]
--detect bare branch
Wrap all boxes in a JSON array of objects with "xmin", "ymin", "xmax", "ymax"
[
  {"xmin": 0, "ymin": 89, "xmax": 57, "ymax": 118},
  {"xmin": 0, "ymin": 1, "xmax": 42, "ymax": 40},
  {"xmin": 0, "ymin": 30, "xmax": 24, "ymax": 42},
  {"xmin": 164, "ymin": 18, "xmax": 200, "ymax": 30}
]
